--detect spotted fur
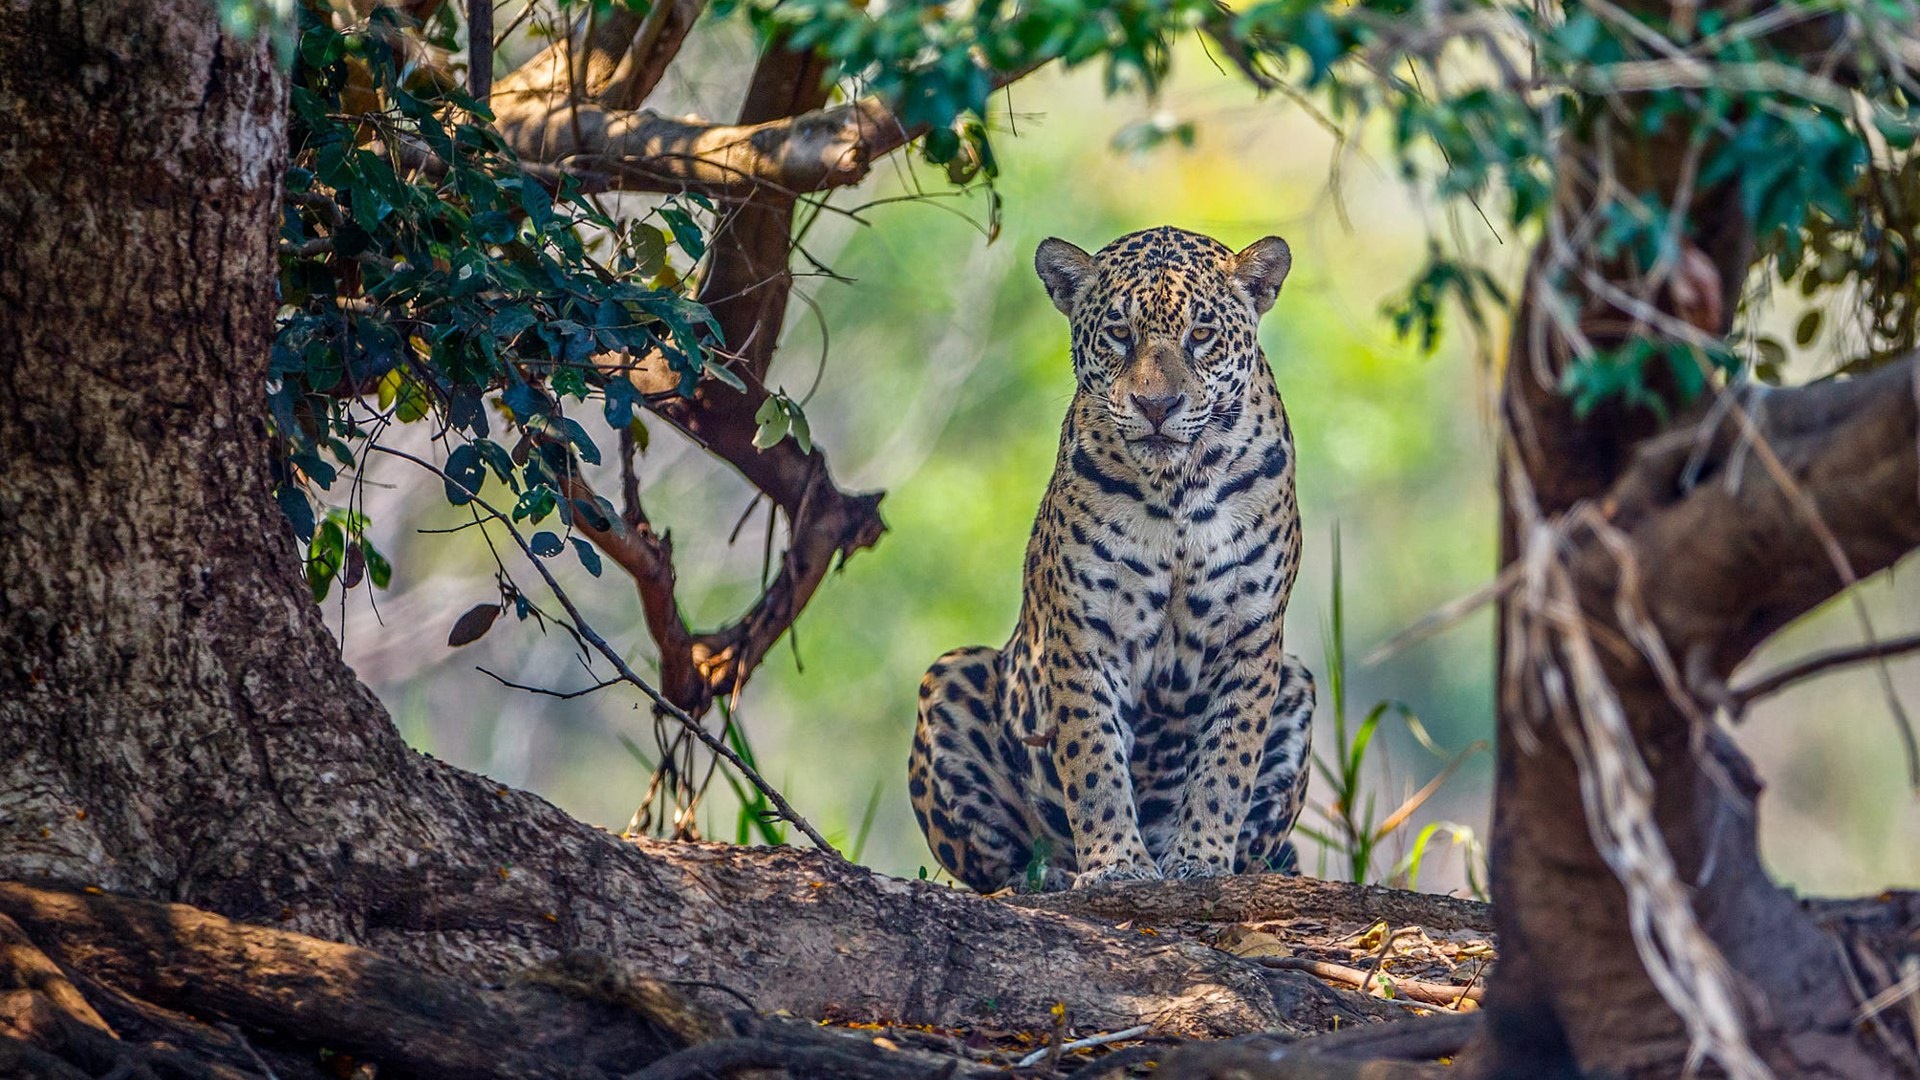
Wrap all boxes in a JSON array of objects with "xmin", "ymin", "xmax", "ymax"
[{"xmin": 908, "ymin": 226, "xmax": 1315, "ymax": 892}]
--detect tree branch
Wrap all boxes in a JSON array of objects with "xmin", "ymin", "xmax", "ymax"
[
  {"xmin": 490, "ymin": 28, "xmax": 1040, "ymax": 200},
  {"xmin": 1596, "ymin": 357, "xmax": 1920, "ymax": 672},
  {"xmin": 603, "ymin": 0, "xmax": 707, "ymax": 112},
  {"xmin": 490, "ymin": 96, "xmax": 900, "ymax": 197},
  {"xmin": 467, "ymin": 0, "xmax": 491, "ymax": 101},
  {"xmin": 1731, "ymin": 631, "xmax": 1920, "ymax": 713}
]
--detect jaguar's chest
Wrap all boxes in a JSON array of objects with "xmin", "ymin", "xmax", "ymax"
[{"xmin": 1061, "ymin": 465, "xmax": 1291, "ymax": 673}]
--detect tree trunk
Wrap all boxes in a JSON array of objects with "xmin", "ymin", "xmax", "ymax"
[{"xmin": 1478, "ymin": 99, "xmax": 1920, "ymax": 1080}]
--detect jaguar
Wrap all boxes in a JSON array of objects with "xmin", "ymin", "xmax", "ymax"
[{"xmin": 908, "ymin": 225, "xmax": 1315, "ymax": 892}]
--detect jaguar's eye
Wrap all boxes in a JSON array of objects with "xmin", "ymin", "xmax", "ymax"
[
  {"xmin": 1189, "ymin": 326, "xmax": 1215, "ymax": 346},
  {"xmin": 1107, "ymin": 324, "xmax": 1133, "ymax": 343}
]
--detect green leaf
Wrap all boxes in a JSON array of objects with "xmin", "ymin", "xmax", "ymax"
[
  {"xmin": 555, "ymin": 416, "xmax": 601, "ymax": 465},
  {"xmin": 444, "ymin": 443, "xmax": 485, "ymax": 505},
  {"xmin": 628, "ymin": 224, "xmax": 668, "ymax": 277},
  {"xmin": 361, "ymin": 537, "xmax": 393, "ymax": 589},
  {"xmin": 307, "ymin": 519, "xmax": 346, "ymax": 602},
  {"xmin": 277, "ymin": 485, "xmax": 316, "ymax": 543},
  {"xmin": 570, "ymin": 536, "xmax": 603, "ymax": 577},
  {"xmin": 704, "ymin": 356, "xmax": 746, "ymax": 391},
  {"xmin": 530, "ymin": 530, "xmax": 564, "ymax": 557},
  {"xmin": 787, "ymin": 402, "xmax": 813, "ymax": 455},
  {"xmin": 922, "ymin": 125, "xmax": 961, "ymax": 164},
  {"xmin": 659, "ymin": 206, "xmax": 707, "ymax": 261},
  {"xmin": 753, "ymin": 396, "xmax": 790, "ymax": 450}
]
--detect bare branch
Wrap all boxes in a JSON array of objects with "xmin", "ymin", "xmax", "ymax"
[
  {"xmin": 467, "ymin": 0, "xmax": 491, "ymax": 102},
  {"xmin": 491, "ymin": 22, "xmax": 1042, "ymax": 200},
  {"xmin": 1730, "ymin": 632, "xmax": 1920, "ymax": 713},
  {"xmin": 369, "ymin": 444, "xmax": 841, "ymax": 856},
  {"xmin": 604, "ymin": 0, "xmax": 708, "ymax": 112},
  {"xmin": 1259, "ymin": 957, "xmax": 1486, "ymax": 1008},
  {"xmin": 476, "ymin": 665, "xmax": 623, "ymax": 700},
  {"xmin": 1598, "ymin": 358, "xmax": 1920, "ymax": 670}
]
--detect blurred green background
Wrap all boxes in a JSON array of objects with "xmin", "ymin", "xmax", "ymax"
[{"xmin": 328, "ymin": 43, "xmax": 1920, "ymax": 897}]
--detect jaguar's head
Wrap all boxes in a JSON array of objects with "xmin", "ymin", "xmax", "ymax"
[{"xmin": 1035, "ymin": 225, "xmax": 1290, "ymax": 468}]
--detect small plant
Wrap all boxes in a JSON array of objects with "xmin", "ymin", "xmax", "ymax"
[
  {"xmin": 1023, "ymin": 837, "xmax": 1055, "ymax": 893},
  {"xmin": 716, "ymin": 701, "xmax": 788, "ymax": 847},
  {"xmin": 1297, "ymin": 525, "xmax": 1489, "ymax": 891},
  {"xmin": 1393, "ymin": 821, "xmax": 1488, "ymax": 899},
  {"xmin": 846, "ymin": 781, "xmax": 886, "ymax": 864}
]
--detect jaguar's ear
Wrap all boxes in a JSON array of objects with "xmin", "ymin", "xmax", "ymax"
[
  {"xmin": 1035, "ymin": 238, "xmax": 1096, "ymax": 315},
  {"xmin": 1231, "ymin": 236, "xmax": 1292, "ymax": 315}
]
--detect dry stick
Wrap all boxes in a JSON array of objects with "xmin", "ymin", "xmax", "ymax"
[
  {"xmin": 1258, "ymin": 958, "xmax": 1483, "ymax": 1008},
  {"xmin": 370, "ymin": 443, "xmax": 839, "ymax": 857},
  {"xmin": 1363, "ymin": 559, "xmax": 1525, "ymax": 666},
  {"xmin": 1730, "ymin": 632, "xmax": 1920, "ymax": 711},
  {"xmin": 1014, "ymin": 1025, "xmax": 1152, "ymax": 1069}
]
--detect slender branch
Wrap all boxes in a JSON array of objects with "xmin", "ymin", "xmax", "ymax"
[
  {"xmin": 1730, "ymin": 632, "xmax": 1920, "ymax": 713},
  {"xmin": 369, "ymin": 444, "xmax": 839, "ymax": 856},
  {"xmin": 558, "ymin": 473, "xmax": 704, "ymax": 710},
  {"xmin": 467, "ymin": 0, "xmax": 492, "ymax": 102},
  {"xmin": 476, "ymin": 665, "xmax": 622, "ymax": 701}
]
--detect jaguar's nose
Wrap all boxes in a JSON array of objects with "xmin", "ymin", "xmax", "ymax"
[{"xmin": 1130, "ymin": 393, "xmax": 1186, "ymax": 431}]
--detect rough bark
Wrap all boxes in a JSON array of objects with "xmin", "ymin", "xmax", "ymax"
[{"xmin": 1014, "ymin": 876, "xmax": 1493, "ymax": 936}]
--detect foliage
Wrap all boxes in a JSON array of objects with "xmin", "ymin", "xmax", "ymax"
[
  {"xmin": 268, "ymin": 0, "xmax": 1920, "ymax": 608},
  {"xmin": 747, "ymin": 0, "xmax": 1920, "ymax": 401},
  {"xmin": 270, "ymin": 4, "xmax": 724, "ymax": 606}
]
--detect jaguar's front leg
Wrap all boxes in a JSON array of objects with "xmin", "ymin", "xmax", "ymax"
[
  {"xmin": 1161, "ymin": 647, "xmax": 1286, "ymax": 881},
  {"xmin": 1044, "ymin": 662, "xmax": 1162, "ymax": 888}
]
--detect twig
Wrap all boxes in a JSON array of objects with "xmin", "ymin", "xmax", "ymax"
[
  {"xmin": 1260, "ymin": 957, "xmax": 1485, "ymax": 1008},
  {"xmin": 476, "ymin": 666, "xmax": 621, "ymax": 700},
  {"xmin": 1015, "ymin": 1025, "xmax": 1151, "ymax": 1068},
  {"xmin": 1363, "ymin": 560, "xmax": 1524, "ymax": 666},
  {"xmin": 1449, "ymin": 957, "xmax": 1489, "ymax": 1011},
  {"xmin": 1856, "ymin": 956, "xmax": 1920, "ymax": 1024},
  {"xmin": 369, "ymin": 443, "xmax": 840, "ymax": 857},
  {"xmin": 1729, "ymin": 632, "xmax": 1920, "ymax": 713},
  {"xmin": 215, "ymin": 1022, "xmax": 281, "ymax": 1080}
]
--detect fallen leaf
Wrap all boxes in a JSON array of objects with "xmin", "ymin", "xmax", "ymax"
[{"xmin": 1219, "ymin": 927, "xmax": 1293, "ymax": 959}]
